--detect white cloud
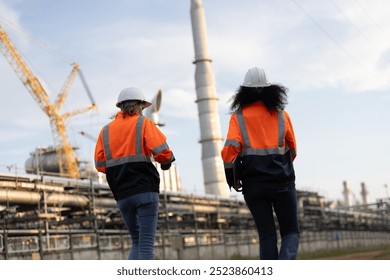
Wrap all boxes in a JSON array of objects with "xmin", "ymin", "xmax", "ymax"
[
  {"xmin": 160, "ymin": 88, "xmax": 198, "ymax": 120},
  {"xmin": 205, "ymin": 0, "xmax": 390, "ymax": 93}
]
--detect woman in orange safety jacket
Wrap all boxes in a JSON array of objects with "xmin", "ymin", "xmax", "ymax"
[
  {"xmin": 221, "ymin": 67, "xmax": 300, "ymax": 260},
  {"xmin": 95, "ymin": 87, "xmax": 175, "ymax": 260}
]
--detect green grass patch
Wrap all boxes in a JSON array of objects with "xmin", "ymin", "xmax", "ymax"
[
  {"xmin": 298, "ymin": 245, "xmax": 390, "ymax": 260},
  {"xmin": 373, "ymin": 248, "xmax": 390, "ymax": 260},
  {"xmin": 229, "ymin": 245, "xmax": 390, "ymax": 260},
  {"xmin": 230, "ymin": 245, "xmax": 390, "ymax": 260}
]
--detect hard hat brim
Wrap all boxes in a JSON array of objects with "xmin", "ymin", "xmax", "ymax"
[
  {"xmin": 241, "ymin": 82, "xmax": 272, "ymax": 88},
  {"xmin": 116, "ymin": 100, "xmax": 152, "ymax": 108},
  {"xmin": 142, "ymin": 101, "xmax": 152, "ymax": 109}
]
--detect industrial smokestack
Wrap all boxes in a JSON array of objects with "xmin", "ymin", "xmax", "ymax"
[
  {"xmin": 190, "ymin": 0, "xmax": 228, "ymax": 196},
  {"xmin": 360, "ymin": 182, "xmax": 368, "ymax": 205},
  {"xmin": 342, "ymin": 180, "xmax": 353, "ymax": 207}
]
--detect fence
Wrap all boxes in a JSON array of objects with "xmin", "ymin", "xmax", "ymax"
[{"xmin": 1, "ymin": 229, "xmax": 389, "ymax": 260}]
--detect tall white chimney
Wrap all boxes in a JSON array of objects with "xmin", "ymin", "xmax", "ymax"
[
  {"xmin": 360, "ymin": 182, "xmax": 368, "ymax": 205},
  {"xmin": 342, "ymin": 181, "xmax": 353, "ymax": 207},
  {"xmin": 190, "ymin": 0, "xmax": 229, "ymax": 196}
]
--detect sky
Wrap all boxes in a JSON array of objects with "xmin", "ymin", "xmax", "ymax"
[{"xmin": 0, "ymin": 0, "xmax": 389, "ymax": 204}]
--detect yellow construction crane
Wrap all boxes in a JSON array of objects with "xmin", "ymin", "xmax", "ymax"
[{"xmin": 0, "ymin": 23, "xmax": 96, "ymax": 179}]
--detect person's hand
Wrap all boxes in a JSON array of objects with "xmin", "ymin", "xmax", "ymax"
[
  {"xmin": 160, "ymin": 162, "xmax": 171, "ymax": 170},
  {"xmin": 231, "ymin": 180, "xmax": 243, "ymax": 192}
]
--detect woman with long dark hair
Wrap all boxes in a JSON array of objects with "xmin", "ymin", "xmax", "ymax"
[{"xmin": 221, "ymin": 67, "xmax": 300, "ymax": 259}]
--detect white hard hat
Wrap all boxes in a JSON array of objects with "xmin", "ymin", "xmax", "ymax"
[
  {"xmin": 116, "ymin": 87, "xmax": 152, "ymax": 108},
  {"xmin": 241, "ymin": 67, "xmax": 271, "ymax": 88}
]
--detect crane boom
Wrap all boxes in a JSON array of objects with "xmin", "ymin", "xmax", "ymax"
[
  {"xmin": 0, "ymin": 24, "xmax": 96, "ymax": 179},
  {"xmin": 55, "ymin": 63, "xmax": 80, "ymax": 112},
  {"xmin": 0, "ymin": 26, "xmax": 51, "ymax": 112}
]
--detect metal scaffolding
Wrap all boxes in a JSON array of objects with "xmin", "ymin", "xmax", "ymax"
[{"xmin": 0, "ymin": 172, "xmax": 389, "ymax": 259}]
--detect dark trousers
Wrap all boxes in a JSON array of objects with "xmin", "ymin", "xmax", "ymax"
[{"xmin": 244, "ymin": 184, "xmax": 300, "ymax": 260}]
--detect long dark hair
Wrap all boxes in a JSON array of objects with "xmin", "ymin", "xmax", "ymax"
[{"xmin": 230, "ymin": 85, "xmax": 288, "ymax": 112}]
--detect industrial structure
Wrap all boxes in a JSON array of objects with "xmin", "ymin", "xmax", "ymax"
[
  {"xmin": 0, "ymin": 23, "xmax": 96, "ymax": 179},
  {"xmin": 1, "ymin": 1, "xmax": 390, "ymax": 260},
  {"xmin": 190, "ymin": 0, "xmax": 228, "ymax": 196},
  {"xmin": 0, "ymin": 171, "xmax": 389, "ymax": 259}
]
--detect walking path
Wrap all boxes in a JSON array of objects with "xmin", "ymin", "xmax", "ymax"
[{"xmin": 319, "ymin": 249, "xmax": 388, "ymax": 260}]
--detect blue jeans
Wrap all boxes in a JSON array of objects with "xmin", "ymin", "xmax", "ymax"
[
  {"xmin": 244, "ymin": 185, "xmax": 300, "ymax": 260},
  {"xmin": 116, "ymin": 192, "xmax": 159, "ymax": 260}
]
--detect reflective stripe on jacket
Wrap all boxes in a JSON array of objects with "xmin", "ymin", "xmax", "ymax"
[
  {"xmin": 221, "ymin": 101, "xmax": 296, "ymax": 188},
  {"xmin": 94, "ymin": 111, "xmax": 174, "ymax": 200}
]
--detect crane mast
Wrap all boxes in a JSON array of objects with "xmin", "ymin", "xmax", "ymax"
[{"xmin": 0, "ymin": 24, "xmax": 96, "ymax": 178}]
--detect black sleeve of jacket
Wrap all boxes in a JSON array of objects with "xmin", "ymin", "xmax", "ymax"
[{"xmin": 224, "ymin": 168, "xmax": 234, "ymax": 189}]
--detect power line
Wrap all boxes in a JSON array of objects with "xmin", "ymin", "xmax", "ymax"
[
  {"xmin": 289, "ymin": 0, "xmax": 367, "ymax": 70},
  {"xmin": 0, "ymin": 15, "xmax": 79, "ymax": 96},
  {"xmin": 0, "ymin": 15, "xmax": 73, "ymax": 65},
  {"xmin": 352, "ymin": 0, "xmax": 390, "ymax": 40},
  {"xmin": 327, "ymin": 0, "xmax": 390, "ymax": 66}
]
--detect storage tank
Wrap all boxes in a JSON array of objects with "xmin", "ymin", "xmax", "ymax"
[{"xmin": 25, "ymin": 146, "xmax": 61, "ymax": 175}]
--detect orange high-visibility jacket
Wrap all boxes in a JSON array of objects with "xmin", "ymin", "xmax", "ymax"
[
  {"xmin": 94, "ymin": 111, "xmax": 175, "ymax": 200},
  {"xmin": 221, "ymin": 101, "xmax": 296, "ymax": 188}
]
